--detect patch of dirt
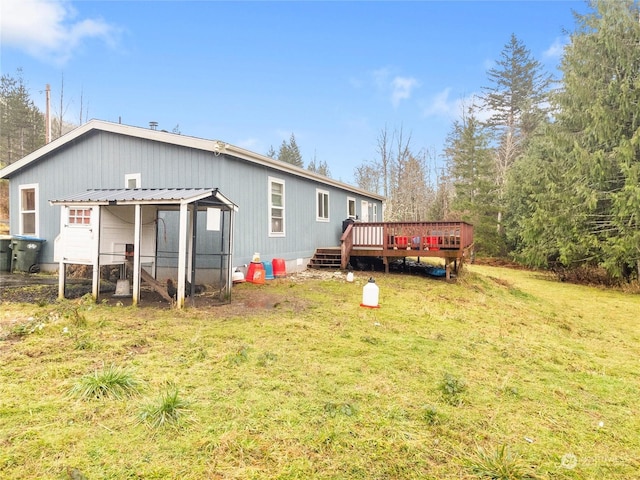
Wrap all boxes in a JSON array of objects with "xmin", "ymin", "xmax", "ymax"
[
  {"xmin": 473, "ymin": 257, "xmax": 529, "ymax": 269},
  {"xmin": 0, "ymin": 271, "xmax": 338, "ymax": 319},
  {"xmin": 487, "ymin": 276, "xmax": 513, "ymax": 288}
]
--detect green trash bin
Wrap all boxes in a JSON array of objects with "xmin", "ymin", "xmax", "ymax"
[
  {"xmin": 10, "ymin": 236, "xmax": 45, "ymax": 273},
  {"xmin": 0, "ymin": 235, "xmax": 12, "ymax": 272}
]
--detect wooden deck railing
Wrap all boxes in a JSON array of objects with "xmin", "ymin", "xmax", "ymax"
[{"xmin": 340, "ymin": 221, "xmax": 474, "ymax": 269}]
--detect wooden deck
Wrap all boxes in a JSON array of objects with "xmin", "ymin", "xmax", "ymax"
[{"xmin": 339, "ymin": 221, "xmax": 474, "ymax": 279}]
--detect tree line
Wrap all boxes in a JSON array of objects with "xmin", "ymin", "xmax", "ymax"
[{"xmin": 354, "ymin": 0, "xmax": 639, "ymax": 281}]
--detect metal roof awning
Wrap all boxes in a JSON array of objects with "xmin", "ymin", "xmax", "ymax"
[{"xmin": 50, "ymin": 188, "xmax": 238, "ymax": 210}]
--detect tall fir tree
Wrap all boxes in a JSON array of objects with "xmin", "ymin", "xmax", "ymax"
[
  {"xmin": 507, "ymin": 0, "xmax": 640, "ymax": 280},
  {"xmin": 444, "ymin": 108, "xmax": 501, "ymax": 255},
  {"xmin": 480, "ymin": 34, "xmax": 553, "ymax": 235}
]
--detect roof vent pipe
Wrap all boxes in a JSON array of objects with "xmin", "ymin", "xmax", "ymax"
[{"xmin": 149, "ymin": 121, "xmax": 158, "ymax": 130}]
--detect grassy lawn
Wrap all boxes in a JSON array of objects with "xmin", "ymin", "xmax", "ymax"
[{"xmin": 1, "ymin": 266, "xmax": 639, "ymax": 479}]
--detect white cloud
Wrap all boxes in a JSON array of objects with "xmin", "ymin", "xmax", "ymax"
[
  {"xmin": 372, "ymin": 67, "xmax": 391, "ymax": 90},
  {"xmin": 369, "ymin": 68, "xmax": 419, "ymax": 107},
  {"xmin": 0, "ymin": 0, "xmax": 119, "ymax": 65},
  {"xmin": 543, "ymin": 36, "xmax": 567, "ymax": 59},
  {"xmin": 422, "ymin": 87, "xmax": 455, "ymax": 117},
  {"xmin": 390, "ymin": 76, "xmax": 419, "ymax": 108},
  {"xmin": 237, "ymin": 137, "xmax": 260, "ymax": 151},
  {"xmin": 483, "ymin": 58, "xmax": 495, "ymax": 71},
  {"xmin": 422, "ymin": 89, "xmax": 493, "ymax": 122}
]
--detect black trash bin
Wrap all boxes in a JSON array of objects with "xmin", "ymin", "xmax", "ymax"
[
  {"xmin": 10, "ymin": 236, "xmax": 45, "ymax": 273},
  {"xmin": 342, "ymin": 217, "xmax": 356, "ymax": 233},
  {"xmin": 0, "ymin": 235, "xmax": 12, "ymax": 272}
]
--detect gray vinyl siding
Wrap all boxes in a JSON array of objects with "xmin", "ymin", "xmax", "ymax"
[{"xmin": 6, "ymin": 130, "xmax": 382, "ymax": 268}]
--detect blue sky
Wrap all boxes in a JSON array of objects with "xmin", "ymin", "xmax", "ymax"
[{"xmin": 1, "ymin": 0, "xmax": 589, "ymax": 184}]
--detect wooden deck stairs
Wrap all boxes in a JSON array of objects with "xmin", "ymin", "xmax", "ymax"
[{"xmin": 308, "ymin": 247, "xmax": 342, "ymax": 269}]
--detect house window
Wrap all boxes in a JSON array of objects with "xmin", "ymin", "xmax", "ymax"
[
  {"xmin": 125, "ymin": 173, "xmax": 141, "ymax": 189},
  {"xmin": 68, "ymin": 207, "xmax": 92, "ymax": 225},
  {"xmin": 316, "ymin": 189, "xmax": 329, "ymax": 222},
  {"xmin": 269, "ymin": 177, "xmax": 285, "ymax": 236},
  {"xmin": 373, "ymin": 203, "xmax": 378, "ymax": 221},
  {"xmin": 347, "ymin": 197, "xmax": 356, "ymax": 219},
  {"xmin": 19, "ymin": 184, "xmax": 38, "ymax": 236}
]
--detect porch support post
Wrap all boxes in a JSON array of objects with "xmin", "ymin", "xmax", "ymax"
[
  {"xmin": 189, "ymin": 202, "xmax": 197, "ymax": 300},
  {"xmin": 91, "ymin": 206, "xmax": 101, "ymax": 301},
  {"xmin": 176, "ymin": 202, "xmax": 188, "ymax": 309},
  {"xmin": 227, "ymin": 207, "xmax": 235, "ymax": 299},
  {"xmin": 132, "ymin": 204, "xmax": 142, "ymax": 306},
  {"xmin": 57, "ymin": 206, "xmax": 66, "ymax": 300},
  {"xmin": 58, "ymin": 261, "xmax": 65, "ymax": 300}
]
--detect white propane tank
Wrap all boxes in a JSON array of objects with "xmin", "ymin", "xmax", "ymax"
[
  {"xmin": 361, "ymin": 277, "xmax": 379, "ymax": 308},
  {"xmin": 346, "ymin": 271, "xmax": 354, "ymax": 282}
]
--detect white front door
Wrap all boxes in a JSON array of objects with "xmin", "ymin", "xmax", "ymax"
[{"xmin": 360, "ymin": 200, "xmax": 369, "ymax": 222}]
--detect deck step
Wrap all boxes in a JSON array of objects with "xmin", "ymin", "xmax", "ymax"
[{"xmin": 308, "ymin": 248, "xmax": 342, "ymax": 269}]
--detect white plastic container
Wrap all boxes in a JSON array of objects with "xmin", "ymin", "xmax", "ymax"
[
  {"xmin": 346, "ymin": 271, "xmax": 354, "ymax": 282},
  {"xmin": 361, "ymin": 277, "xmax": 379, "ymax": 308},
  {"xmin": 232, "ymin": 268, "xmax": 245, "ymax": 283}
]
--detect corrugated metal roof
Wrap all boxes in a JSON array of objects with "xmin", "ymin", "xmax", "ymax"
[{"xmin": 50, "ymin": 188, "xmax": 237, "ymax": 209}]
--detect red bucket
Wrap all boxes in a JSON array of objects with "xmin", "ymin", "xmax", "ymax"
[{"xmin": 272, "ymin": 258, "xmax": 286, "ymax": 278}]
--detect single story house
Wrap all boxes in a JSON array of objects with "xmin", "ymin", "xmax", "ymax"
[{"xmin": 0, "ymin": 120, "xmax": 384, "ymax": 305}]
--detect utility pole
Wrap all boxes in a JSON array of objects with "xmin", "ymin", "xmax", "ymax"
[{"xmin": 45, "ymin": 84, "xmax": 51, "ymax": 144}]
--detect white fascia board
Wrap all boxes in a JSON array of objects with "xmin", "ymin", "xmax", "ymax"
[
  {"xmin": 49, "ymin": 200, "xmax": 110, "ymax": 207},
  {"xmin": 225, "ymin": 144, "xmax": 386, "ymax": 201}
]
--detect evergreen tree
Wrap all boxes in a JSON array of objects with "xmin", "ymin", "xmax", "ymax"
[
  {"xmin": 558, "ymin": 0, "xmax": 640, "ymax": 279},
  {"xmin": 277, "ymin": 133, "xmax": 304, "ymax": 167},
  {"xmin": 316, "ymin": 160, "xmax": 330, "ymax": 177},
  {"xmin": 480, "ymin": 34, "xmax": 552, "ymax": 235},
  {"xmin": 308, "ymin": 153, "xmax": 331, "ymax": 177},
  {"xmin": 504, "ymin": 122, "xmax": 576, "ymax": 267},
  {"xmin": 444, "ymin": 109, "xmax": 501, "ymax": 255},
  {"xmin": 265, "ymin": 145, "xmax": 276, "ymax": 159},
  {"xmin": 508, "ymin": 0, "xmax": 640, "ymax": 280},
  {"xmin": 0, "ymin": 69, "xmax": 45, "ymax": 166}
]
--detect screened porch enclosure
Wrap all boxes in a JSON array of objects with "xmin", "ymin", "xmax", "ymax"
[{"xmin": 51, "ymin": 188, "xmax": 237, "ymax": 308}]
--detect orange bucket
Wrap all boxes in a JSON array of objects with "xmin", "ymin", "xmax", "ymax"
[{"xmin": 246, "ymin": 262, "xmax": 265, "ymax": 284}]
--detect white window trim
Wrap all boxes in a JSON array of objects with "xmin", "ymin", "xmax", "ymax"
[
  {"xmin": 19, "ymin": 183, "xmax": 39, "ymax": 237},
  {"xmin": 347, "ymin": 197, "xmax": 356, "ymax": 219},
  {"xmin": 316, "ymin": 188, "xmax": 330, "ymax": 222},
  {"xmin": 373, "ymin": 203, "xmax": 378, "ymax": 221},
  {"xmin": 125, "ymin": 173, "xmax": 141, "ymax": 189},
  {"xmin": 268, "ymin": 176, "xmax": 285, "ymax": 237}
]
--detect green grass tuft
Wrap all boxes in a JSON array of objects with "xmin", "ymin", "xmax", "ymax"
[
  {"xmin": 138, "ymin": 387, "xmax": 192, "ymax": 429},
  {"xmin": 439, "ymin": 372, "xmax": 467, "ymax": 406},
  {"xmin": 69, "ymin": 364, "xmax": 141, "ymax": 400},
  {"xmin": 464, "ymin": 444, "xmax": 538, "ymax": 479}
]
